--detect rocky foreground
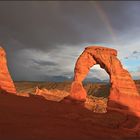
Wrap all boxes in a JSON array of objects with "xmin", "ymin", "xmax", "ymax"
[
  {"xmin": 0, "ymin": 92, "xmax": 139, "ymax": 140},
  {"xmin": 0, "ymin": 81, "xmax": 140, "ymax": 140}
]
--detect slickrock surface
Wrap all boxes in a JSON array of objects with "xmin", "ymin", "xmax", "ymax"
[
  {"xmin": 0, "ymin": 47, "xmax": 16, "ymax": 93},
  {"xmin": 70, "ymin": 46, "xmax": 140, "ymax": 117},
  {"xmin": 0, "ymin": 92, "xmax": 140, "ymax": 140}
]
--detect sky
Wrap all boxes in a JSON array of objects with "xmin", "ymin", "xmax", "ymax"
[{"xmin": 0, "ymin": 1, "xmax": 140, "ymax": 81}]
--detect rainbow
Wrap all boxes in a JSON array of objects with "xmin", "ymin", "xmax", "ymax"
[{"xmin": 89, "ymin": 1, "xmax": 118, "ymax": 45}]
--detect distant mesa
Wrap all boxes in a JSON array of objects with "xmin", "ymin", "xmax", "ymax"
[
  {"xmin": 0, "ymin": 47, "xmax": 16, "ymax": 94},
  {"xmin": 70, "ymin": 46, "xmax": 140, "ymax": 117},
  {"xmin": 42, "ymin": 75, "xmax": 105, "ymax": 83}
]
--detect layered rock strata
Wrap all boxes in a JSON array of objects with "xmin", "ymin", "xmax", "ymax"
[
  {"xmin": 70, "ymin": 46, "xmax": 140, "ymax": 117},
  {"xmin": 0, "ymin": 47, "xmax": 16, "ymax": 94}
]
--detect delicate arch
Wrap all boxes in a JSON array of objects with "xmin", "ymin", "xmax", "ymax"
[{"xmin": 70, "ymin": 46, "xmax": 140, "ymax": 116}]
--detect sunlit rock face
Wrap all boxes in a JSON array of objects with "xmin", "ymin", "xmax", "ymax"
[
  {"xmin": 70, "ymin": 46, "xmax": 140, "ymax": 117},
  {"xmin": 35, "ymin": 87, "xmax": 69, "ymax": 102},
  {"xmin": 0, "ymin": 47, "xmax": 16, "ymax": 94}
]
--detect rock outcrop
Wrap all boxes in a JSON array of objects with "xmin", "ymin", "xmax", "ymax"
[
  {"xmin": 70, "ymin": 46, "xmax": 140, "ymax": 117},
  {"xmin": 0, "ymin": 47, "xmax": 16, "ymax": 94},
  {"xmin": 35, "ymin": 87, "xmax": 69, "ymax": 102}
]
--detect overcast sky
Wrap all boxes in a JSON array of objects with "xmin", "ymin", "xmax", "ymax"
[{"xmin": 0, "ymin": 1, "xmax": 140, "ymax": 81}]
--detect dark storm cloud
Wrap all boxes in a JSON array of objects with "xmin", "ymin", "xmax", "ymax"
[
  {"xmin": 31, "ymin": 59, "xmax": 57, "ymax": 66},
  {"xmin": 124, "ymin": 50, "xmax": 140, "ymax": 59},
  {"xmin": 0, "ymin": 1, "xmax": 135, "ymax": 51},
  {"xmin": 131, "ymin": 51, "xmax": 140, "ymax": 59},
  {"xmin": 0, "ymin": 1, "xmax": 140, "ymax": 80},
  {"xmin": 98, "ymin": 1, "xmax": 140, "ymax": 32},
  {"xmin": 0, "ymin": 1, "xmax": 83, "ymax": 51},
  {"xmin": 133, "ymin": 51, "xmax": 140, "ymax": 55}
]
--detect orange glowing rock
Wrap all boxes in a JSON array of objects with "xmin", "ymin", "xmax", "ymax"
[
  {"xmin": 35, "ymin": 86, "xmax": 69, "ymax": 102},
  {"xmin": 0, "ymin": 47, "xmax": 16, "ymax": 94},
  {"xmin": 70, "ymin": 46, "xmax": 140, "ymax": 117},
  {"xmin": 70, "ymin": 81, "xmax": 87, "ymax": 101}
]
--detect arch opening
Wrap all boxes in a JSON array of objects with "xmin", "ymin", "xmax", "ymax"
[{"xmin": 83, "ymin": 64, "xmax": 110, "ymax": 98}]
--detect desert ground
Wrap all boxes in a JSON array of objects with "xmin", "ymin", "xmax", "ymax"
[{"xmin": 0, "ymin": 80, "xmax": 140, "ymax": 140}]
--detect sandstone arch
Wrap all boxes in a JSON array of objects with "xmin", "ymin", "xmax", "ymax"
[
  {"xmin": 70, "ymin": 46, "xmax": 140, "ymax": 116},
  {"xmin": 0, "ymin": 47, "xmax": 16, "ymax": 93}
]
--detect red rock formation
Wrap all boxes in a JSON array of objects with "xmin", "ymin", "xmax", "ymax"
[
  {"xmin": 35, "ymin": 87, "xmax": 69, "ymax": 102},
  {"xmin": 70, "ymin": 46, "xmax": 140, "ymax": 117},
  {"xmin": 0, "ymin": 47, "xmax": 16, "ymax": 94}
]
